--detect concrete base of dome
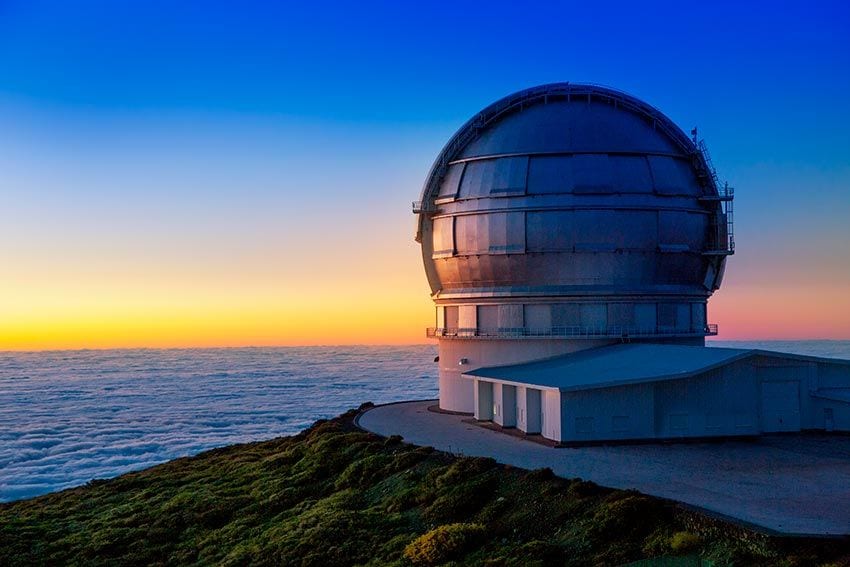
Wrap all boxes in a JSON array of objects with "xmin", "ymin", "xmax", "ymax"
[{"xmin": 438, "ymin": 373, "xmax": 473, "ymax": 413}]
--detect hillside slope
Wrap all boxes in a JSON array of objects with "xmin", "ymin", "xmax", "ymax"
[{"xmin": 1, "ymin": 404, "xmax": 847, "ymax": 566}]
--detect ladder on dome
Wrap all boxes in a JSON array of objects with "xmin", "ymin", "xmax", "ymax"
[{"xmin": 694, "ymin": 139, "xmax": 735, "ymax": 255}]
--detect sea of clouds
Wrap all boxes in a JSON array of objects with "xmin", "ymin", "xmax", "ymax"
[
  {"xmin": 0, "ymin": 346, "xmax": 437, "ymax": 502},
  {"xmin": 2, "ymin": 341, "xmax": 848, "ymax": 502}
]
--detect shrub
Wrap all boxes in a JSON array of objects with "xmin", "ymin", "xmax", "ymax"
[
  {"xmin": 403, "ymin": 523, "xmax": 485, "ymax": 565},
  {"xmin": 590, "ymin": 492, "xmax": 664, "ymax": 539},
  {"xmin": 422, "ymin": 475, "xmax": 496, "ymax": 523},
  {"xmin": 670, "ymin": 531, "xmax": 702, "ymax": 553},
  {"xmin": 641, "ymin": 527, "xmax": 674, "ymax": 556},
  {"xmin": 566, "ymin": 479, "xmax": 605, "ymax": 499},
  {"xmin": 434, "ymin": 457, "xmax": 496, "ymax": 490},
  {"xmin": 334, "ymin": 454, "xmax": 394, "ymax": 489},
  {"xmin": 384, "ymin": 434, "xmax": 404, "ymax": 446},
  {"xmin": 524, "ymin": 467, "xmax": 555, "ymax": 482}
]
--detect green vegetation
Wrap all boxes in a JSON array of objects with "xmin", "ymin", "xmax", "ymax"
[
  {"xmin": 669, "ymin": 532, "xmax": 702, "ymax": 554},
  {"xmin": 1, "ymin": 404, "xmax": 848, "ymax": 566},
  {"xmin": 404, "ymin": 523, "xmax": 485, "ymax": 565}
]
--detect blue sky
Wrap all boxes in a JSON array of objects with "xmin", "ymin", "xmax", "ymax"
[{"xmin": 1, "ymin": 0, "xmax": 849, "ymax": 346}]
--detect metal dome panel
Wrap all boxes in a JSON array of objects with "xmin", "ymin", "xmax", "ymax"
[
  {"xmin": 415, "ymin": 82, "xmax": 734, "ymax": 346},
  {"xmin": 458, "ymin": 99, "xmax": 681, "ymax": 159}
]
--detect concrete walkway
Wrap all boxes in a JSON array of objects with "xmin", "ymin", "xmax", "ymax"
[{"xmin": 358, "ymin": 400, "xmax": 850, "ymax": 536}]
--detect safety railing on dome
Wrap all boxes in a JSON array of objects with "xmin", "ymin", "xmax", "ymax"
[
  {"xmin": 697, "ymin": 140, "xmax": 720, "ymax": 188},
  {"xmin": 693, "ymin": 140, "xmax": 735, "ymax": 255},
  {"xmin": 412, "ymin": 201, "xmax": 436, "ymax": 214},
  {"xmin": 426, "ymin": 324, "xmax": 718, "ymax": 339}
]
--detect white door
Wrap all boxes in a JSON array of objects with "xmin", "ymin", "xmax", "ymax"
[{"xmin": 760, "ymin": 381, "xmax": 801, "ymax": 432}]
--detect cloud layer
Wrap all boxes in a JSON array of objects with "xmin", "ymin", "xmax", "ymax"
[{"xmin": 0, "ymin": 346, "xmax": 437, "ymax": 501}]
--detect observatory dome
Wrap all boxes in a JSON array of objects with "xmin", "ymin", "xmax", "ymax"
[
  {"xmin": 415, "ymin": 83, "xmax": 734, "ymax": 412},
  {"xmin": 416, "ymin": 83, "xmax": 731, "ymax": 302}
]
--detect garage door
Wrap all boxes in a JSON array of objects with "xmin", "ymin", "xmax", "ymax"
[{"xmin": 760, "ymin": 381, "xmax": 800, "ymax": 432}]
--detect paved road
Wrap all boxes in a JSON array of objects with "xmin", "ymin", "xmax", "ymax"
[{"xmin": 357, "ymin": 400, "xmax": 850, "ymax": 536}]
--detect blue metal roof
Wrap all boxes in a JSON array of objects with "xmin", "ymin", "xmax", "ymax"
[
  {"xmin": 463, "ymin": 343, "xmax": 754, "ymax": 391},
  {"xmin": 464, "ymin": 344, "xmax": 850, "ymax": 392}
]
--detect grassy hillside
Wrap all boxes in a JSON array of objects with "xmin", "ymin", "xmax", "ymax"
[{"xmin": 1, "ymin": 404, "xmax": 847, "ymax": 566}]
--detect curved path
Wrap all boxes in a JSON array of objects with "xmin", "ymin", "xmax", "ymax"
[{"xmin": 358, "ymin": 400, "xmax": 850, "ymax": 536}]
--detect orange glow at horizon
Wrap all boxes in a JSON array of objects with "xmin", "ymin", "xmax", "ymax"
[
  {"xmin": 3, "ymin": 226, "xmax": 850, "ymax": 350},
  {"xmin": 0, "ymin": 280, "xmax": 436, "ymax": 351},
  {"xmin": 0, "ymin": 237, "xmax": 439, "ymax": 350},
  {"xmin": 710, "ymin": 283, "xmax": 850, "ymax": 341},
  {"xmin": 4, "ymin": 278, "xmax": 849, "ymax": 350}
]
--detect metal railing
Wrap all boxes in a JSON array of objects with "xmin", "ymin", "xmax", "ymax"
[
  {"xmin": 702, "ymin": 182, "xmax": 735, "ymax": 255},
  {"xmin": 697, "ymin": 139, "xmax": 720, "ymax": 188},
  {"xmin": 426, "ymin": 324, "xmax": 718, "ymax": 339},
  {"xmin": 412, "ymin": 200, "xmax": 436, "ymax": 214},
  {"xmin": 722, "ymin": 183, "xmax": 735, "ymax": 253},
  {"xmin": 694, "ymin": 139, "xmax": 735, "ymax": 256}
]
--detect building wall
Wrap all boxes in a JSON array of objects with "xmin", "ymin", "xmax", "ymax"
[
  {"xmin": 440, "ymin": 371, "xmax": 476, "ymax": 414},
  {"xmin": 809, "ymin": 361, "xmax": 850, "ymax": 431},
  {"xmin": 810, "ymin": 398, "xmax": 850, "ymax": 431},
  {"xmin": 817, "ymin": 362, "xmax": 850, "ymax": 389},
  {"xmin": 492, "ymin": 382, "xmax": 504, "ymax": 424},
  {"xmin": 438, "ymin": 338, "xmax": 613, "ymax": 412},
  {"xmin": 560, "ymin": 383, "xmax": 655, "ymax": 442},
  {"xmin": 474, "ymin": 380, "xmax": 493, "ymax": 421},
  {"xmin": 541, "ymin": 390, "xmax": 561, "ymax": 441},
  {"xmin": 654, "ymin": 361, "xmax": 759, "ymax": 438},
  {"xmin": 492, "ymin": 382, "xmax": 519, "ymax": 427},
  {"xmin": 516, "ymin": 386, "xmax": 542, "ymax": 434},
  {"xmin": 516, "ymin": 386, "xmax": 528, "ymax": 431},
  {"xmin": 751, "ymin": 355, "xmax": 814, "ymax": 432},
  {"xmin": 558, "ymin": 360, "xmax": 760, "ymax": 442},
  {"xmin": 472, "ymin": 354, "xmax": 850, "ymax": 443},
  {"xmin": 494, "ymin": 384, "xmax": 517, "ymax": 427}
]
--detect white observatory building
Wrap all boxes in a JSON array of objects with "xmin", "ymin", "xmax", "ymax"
[{"xmin": 414, "ymin": 83, "xmax": 850, "ymax": 444}]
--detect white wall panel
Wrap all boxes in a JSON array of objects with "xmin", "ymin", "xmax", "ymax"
[
  {"xmin": 580, "ymin": 303, "xmax": 607, "ymax": 328},
  {"xmin": 475, "ymin": 380, "xmax": 493, "ymax": 420},
  {"xmin": 458, "ymin": 305, "xmax": 477, "ymax": 330},
  {"xmin": 634, "ymin": 303, "xmax": 657, "ymax": 331},
  {"xmin": 541, "ymin": 390, "xmax": 561, "ymax": 441},
  {"xmin": 525, "ymin": 304, "xmax": 552, "ymax": 330},
  {"xmin": 477, "ymin": 305, "xmax": 499, "ymax": 332},
  {"xmin": 561, "ymin": 384, "xmax": 654, "ymax": 442},
  {"xmin": 498, "ymin": 304, "xmax": 524, "ymax": 329}
]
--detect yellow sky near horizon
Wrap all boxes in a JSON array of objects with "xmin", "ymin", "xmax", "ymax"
[
  {"xmin": 3, "ymin": 272, "xmax": 849, "ymax": 351},
  {"xmin": 0, "ymin": 257, "xmax": 436, "ymax": 350}
]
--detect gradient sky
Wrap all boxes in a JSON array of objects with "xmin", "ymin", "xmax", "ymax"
[{"xmin": 1, "ymin": 1, "xmax": 849, "ymax": 349}]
